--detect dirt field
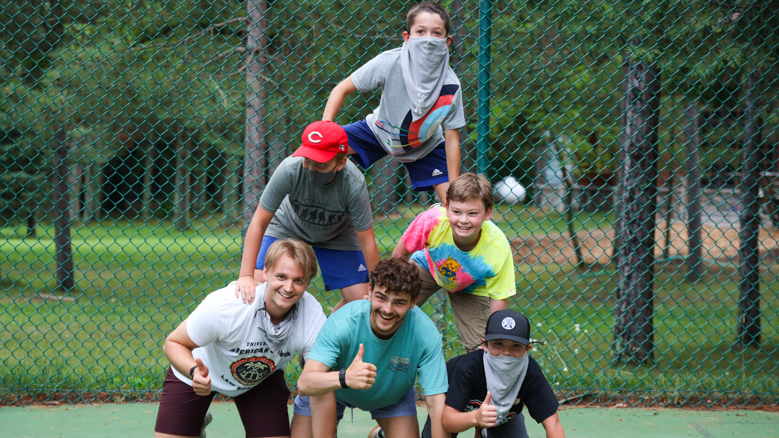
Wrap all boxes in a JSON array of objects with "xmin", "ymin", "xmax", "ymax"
[{"xmin": 512, "ymin": 221, "xmax": 779, "ymax": 266}]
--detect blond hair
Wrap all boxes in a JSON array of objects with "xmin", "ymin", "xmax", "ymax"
[{"xmin": 264, "ymin": 239, "xmax": 318, "ymax": 282}]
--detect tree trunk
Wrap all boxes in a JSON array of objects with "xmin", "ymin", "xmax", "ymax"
[
  {"xmin": 140, "ymin": 142, "xmax": 156, "ymax": 220},
  {"xmin": 683, "ymin": 103, "xmax": 703, "ymax": 280},
  {"xmin": 613, "ymin": 58, "xmax": 660, "ymax": 364},
  {"xmin": 222, "ymin": 153, "xmax": 242, "ymax": 228},
  {"xmin": 67, "ymin": 161, "xmax": 81, "ymax": 226},
  {"xmin": 242, "ymin": 0, "xmax": 271, "ymax": 236},
  {"xmin": 738, "ymin": 72, "xmax": 763, "ymax": 346},
  {"xmin": 51, "ymin": 129, "xmax": 75, "ymax": 291},
  {"xmin": 174, "ymin": 130, "xmax": 190, "ymax": 231},
  {"xmin": 25, "ymin": 214, "xmax": 36, "ymax": 239}
]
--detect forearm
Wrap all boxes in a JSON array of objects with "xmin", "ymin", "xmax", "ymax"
[
  {"xmin": 444, "ymin": 130, "xmax": 461, "ymax": 181},
  {"xmin": 542, "ymin": 413, "xmax": 565, "ymax": 438},
  {"xmin": 441, "ymin": 407, "xmax": 478, "ymax": 434},
  {"xmin": 163, "ymin": 339, "xmax": 197, "ymax": 377},
  {"xmin": 322, "ymin": 77, "xmax": 356, "ymax": 122},
  {"xmin": 298, "ymin": 371, "xmax": 343, "ymax": 397},
  {"xmin": 310, "ymin": 393, "xmax": 338, "ymax": 438},
  {"xmin": 426, "ymin": 394, "xmax": 449, "ymax": 438},
  {"xmin": 239, "ymin": 208, "xmax": 271, "ymax": 277},
  {"xmin": 489, "ymin": 298, "xmax": 508, "ymax": 314},
  {"xmin": 357, "ymin": 228, "xmax": 381, "ymax": 273},
  {"xmin": 391, "ymin": 239, "xmax": 412, "ymax": 260}
]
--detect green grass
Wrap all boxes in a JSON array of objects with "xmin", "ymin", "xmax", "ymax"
[{"xmin": 1, "ymin": 210, "xmax": 777, "ymax": 406}]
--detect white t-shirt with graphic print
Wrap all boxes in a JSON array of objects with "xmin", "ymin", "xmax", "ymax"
[{"xmin": 170, "ymin": 282, "xmax": 326, "ymax": 397}]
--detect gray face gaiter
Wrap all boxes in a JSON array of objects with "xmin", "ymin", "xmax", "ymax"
[
  {"xmin": 483, "ymin": 351, "xmax": 529, "ymax": 424},
  {"xmin": 400, "ymin": 36, "xmax": 449, "ymax": 122},
  {"xmin": 303, "ymin": 165, "xmax": 337, "ymax": 186}
]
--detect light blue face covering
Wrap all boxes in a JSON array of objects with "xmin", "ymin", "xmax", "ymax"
[
  {"xmin": 483, "ymin": 351, "xmax": 529, "ymax": 424},
  {"xmin": 400, "ymin": 36, "xmax": 449, "ymax": 122}
]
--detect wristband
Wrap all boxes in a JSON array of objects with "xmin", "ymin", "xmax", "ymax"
[
  {"xmin": 189, "ymin": 365, "xmax": 198, "ymax": 379},
  {"xmin": 339, "ymin": 369, "xmax": 349, "ymax": 389}
]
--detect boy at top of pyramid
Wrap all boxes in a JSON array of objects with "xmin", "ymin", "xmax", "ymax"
[{"xmin": 322, "ymin": 1, "xmax": 466, "ymax": 204}]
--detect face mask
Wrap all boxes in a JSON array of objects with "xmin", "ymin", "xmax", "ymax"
[
  {"xmin": 305, "ymin": 167, "xmax": 337, "ymax": 186},
  {"xmin": 483, "ymin": 350, "xmax": 529, "ymax": 424},
  {"xmin": 400, "ymin": 36, "xmax": 450, "ymax": 122}
]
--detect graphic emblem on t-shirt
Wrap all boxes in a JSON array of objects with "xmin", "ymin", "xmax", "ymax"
[
  {"xmin": 502, "ymin": 317, "xmax": 516, "ymax": 330},
  {"xmin": 375, "ymin": 84, "xmax": 459, "ymax": 151},
  {"xmin": 289, "ymin": 199, "xmax": 346, "ymax": 227},
  {"xmin": 230, "ymin": 356, "xmax": 276, "ymax": 386},
  {"xmin": 438, "ymin": 256, "xmax": 461, "ymax": 284},
  {"xmin": 388, "ymin": 355, "xmax": 410, "ymax": 373}
]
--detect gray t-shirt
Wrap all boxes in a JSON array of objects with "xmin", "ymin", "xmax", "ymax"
[
  {"xmin": 260, "ymin": 157, "xmax": 373, "ymax": 250},
  {"xmin": 350, "ymin": 48, "xmax": 466, "ymax": 163}
]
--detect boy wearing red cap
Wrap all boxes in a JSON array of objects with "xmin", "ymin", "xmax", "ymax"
[{"xmin": 235, "ymin": 121, "xmax": 381, "ymax": 309}]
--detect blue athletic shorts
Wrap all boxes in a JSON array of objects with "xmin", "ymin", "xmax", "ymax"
[
  {"xmin": 255, "ymin": 235, "xmax": 369, "ymax": 291},
  {"xmin": 343, "ymin": 120, "xmax": 449, "ymax": 192},
  {"xmin": 293, "ymin": 389, "xmax": 417, "ymax": 420}
]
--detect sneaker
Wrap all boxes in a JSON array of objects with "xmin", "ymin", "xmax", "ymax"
[
  {"xmin": 367, "ymin": 426, "xmax": 384, "ymax": 438},
  {"xmin": 201, "ymin": 411, "xmax": 213, "ymax": 438}
]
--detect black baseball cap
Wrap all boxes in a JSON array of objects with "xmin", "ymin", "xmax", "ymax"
[{"xmin": 484, "ymin": 309, "xmax": 531, "ymax": 345}]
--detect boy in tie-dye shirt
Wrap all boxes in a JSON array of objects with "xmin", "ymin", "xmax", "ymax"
[{"xmin": 393, "ymin": 173, "xmax": 516, "ymax": 351}]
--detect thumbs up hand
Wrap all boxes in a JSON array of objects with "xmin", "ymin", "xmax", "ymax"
[
  {"xmin": 475, "ymin": 391, "xmax": 498, "ymax": 428},
  {"xmin": 344, "ymin": 344, "xmax": 377, "ymax": 390},
  {"xmin": 192, "ymin": 358, "xmax": 212, "ymax": 396}
]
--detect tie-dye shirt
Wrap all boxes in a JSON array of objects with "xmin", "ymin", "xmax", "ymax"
[{"xmin": 401, "ymin": 206, "xmax": 516, "ymax": 300}]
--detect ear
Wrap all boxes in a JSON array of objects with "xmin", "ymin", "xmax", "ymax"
[
  {"xmin": 485, "ymin": 206, "xmax": 494, "ymax": 218},
  {"xmin": 410, "ymin": 296, "xmax": 419, "ymax": 309},
  {"xmin": 334, "ymin": 156, "xmax": 348, "ymax": 172},
  {"xmin": 446, "ymin": 35, "xmax": 452, "ymax": 47},
  {"xmin": 402, "ymin": 31, "xmax": 410, "ymax": 43}
]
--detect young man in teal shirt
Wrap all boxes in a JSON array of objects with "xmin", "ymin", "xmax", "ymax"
[{"xmin": 295, "ymin": 257, "xmax": 449, "ymax": 438}]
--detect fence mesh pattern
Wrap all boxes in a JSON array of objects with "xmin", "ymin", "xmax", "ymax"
[{"xmin": 1, "ymin": 0, "xmax": 778, "ymax": 407}]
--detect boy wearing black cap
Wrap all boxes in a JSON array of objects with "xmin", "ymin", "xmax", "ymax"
[
  {"xmin": 423, "ymin": 309, "xmax": 565, "ymax": 438},
  {"xmin": 234, "ymin": 121, "xmax": 381, "ymax": 310}
]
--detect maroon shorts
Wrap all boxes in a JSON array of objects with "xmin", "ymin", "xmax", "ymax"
[{"xmin": 154, "ymin": 367, "xmax": 291, "ymax": 437}]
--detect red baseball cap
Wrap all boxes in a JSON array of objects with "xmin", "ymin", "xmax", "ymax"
[{"xmin": 292, "ymin": 121, "xmax": 349, "ymax": 163}]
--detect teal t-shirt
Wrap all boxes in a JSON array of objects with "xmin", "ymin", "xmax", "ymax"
[{"xmin": 307, "ymin": 300, "xmax": 448, "ymax": 411}]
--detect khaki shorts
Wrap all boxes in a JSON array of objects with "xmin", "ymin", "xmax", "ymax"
[{"xmin": 414, "ymin": 262, "xmax": 490, "ymax": 351}]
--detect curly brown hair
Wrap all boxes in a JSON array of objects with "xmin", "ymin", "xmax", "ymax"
[{"xmin": 370, "ymin": 258, "xmax": 422, "ymax": 299}]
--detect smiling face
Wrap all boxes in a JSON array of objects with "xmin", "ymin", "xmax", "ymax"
[
  {"xmin": 445, "ymin": 198, "xmax": 493, "ymax": 251},
  {"xmin": 263, "ymin": 254, "xmax": 311, "ymax": 324},
  {"xmin": 368, "ymin": 286, "xmax": 418, "ymax": 340},
  {"xmin": 402, "ymin": 12, "xmax": 452, "ymax": 45},
  {"xmin": 485, "ymin": 339, "xmax": 531, "ymax": 358}
]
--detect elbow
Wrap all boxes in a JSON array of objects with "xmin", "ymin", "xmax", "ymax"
[{"xmin": 297, "ymin": 376, "xmax": 314, "ymax": 397}]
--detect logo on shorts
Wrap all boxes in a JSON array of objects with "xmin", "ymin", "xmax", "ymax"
[
  {"xmin": 432, "ymin": 169, "xmax": 443, "ymax": 176},
  {"xmin": 230, "ymin": 356, "xmax": 276, "ymax": 386},
  {"xmin": 388, "ymin": 355, "xmax": 410, "ymax": 373},
  {"xmin": 358, "ymin": 264, "xmax": 367, "ymax": 272},
  {"xmin": 501, "ymin": 317, "xmax": 516, "ymax": 330}
]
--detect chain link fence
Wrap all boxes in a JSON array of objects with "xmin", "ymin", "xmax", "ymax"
[{"xmin": 1, "ymin": 0, "xmax": 777, "ymax": 407}]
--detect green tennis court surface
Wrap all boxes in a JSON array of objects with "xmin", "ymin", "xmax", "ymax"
[{"xmin": 1, "ymin": 403, "xmax": 777, "ymax": 437}]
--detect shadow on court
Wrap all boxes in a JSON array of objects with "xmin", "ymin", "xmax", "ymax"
[{"xmin": 1, "ymin": 402, "xmax": 777, "ymax": 437}]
